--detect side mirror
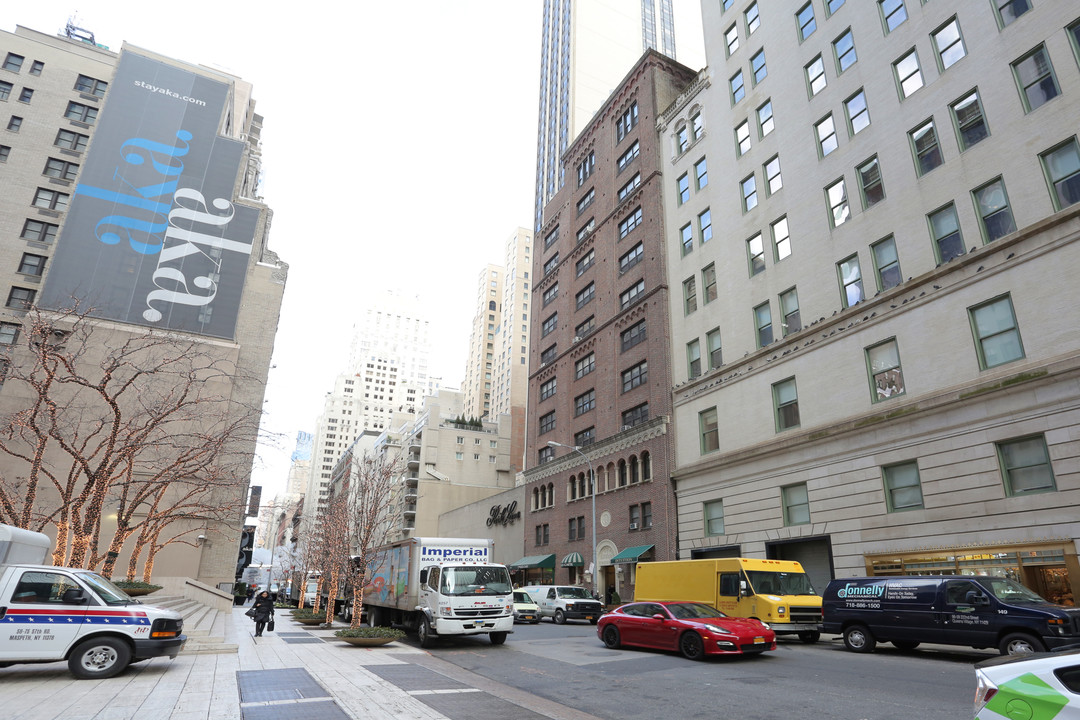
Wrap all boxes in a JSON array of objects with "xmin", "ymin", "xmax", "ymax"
[
  {"xmin": 652, "ymin": 613, "xmax": 666, "ymax": 621},
  {"xmin": 740, "ymin": 580, "xmax": 750, "ymax": 597},
  {"xmin": 62, "ymin": 588, "xmax": 87, "ymax": 605},
  {"xmin": 419, "ymin": 569, "xmax": 428, "ymax": 585},
  {"xmin": 974, "ymin": 594, "xmax": 990, "ymax": 607}
]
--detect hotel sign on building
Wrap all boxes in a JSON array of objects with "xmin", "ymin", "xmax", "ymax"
[{"xmin": 40, "ymin": 50, "xmax": 259, "ymax": 340}]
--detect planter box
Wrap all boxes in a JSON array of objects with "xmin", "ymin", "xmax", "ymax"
[
  {"xmin": 338, "ymin": 636, "xmax": 396, "ymax": 647},
  {"xmin": 293, "ymin": 617, "xmax": 326, "ymax": 625}
]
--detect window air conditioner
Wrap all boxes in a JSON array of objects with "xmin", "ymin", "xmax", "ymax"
[
  {"xmin": 573, "ymin": 336, "xmax": 581, "ymax": 343},
  {"xmin": 629, "ymin": 522, "xmax": 639, "ymax": 530}
]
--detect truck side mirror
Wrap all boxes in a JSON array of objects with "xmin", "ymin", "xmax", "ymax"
[
  {"xmin": 740, "ymin": 580, "xmax": 750, "ymax": 597},
  {"xmin": 419, "ymin": 569, "xmax": 428, "ymax": 585}
]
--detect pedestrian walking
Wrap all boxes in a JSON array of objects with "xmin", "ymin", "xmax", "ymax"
[{"xmin": 249, "ymin": 590, "xmax": 275, "ymax": 637}]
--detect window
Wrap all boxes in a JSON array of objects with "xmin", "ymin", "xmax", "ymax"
[
  {"xmin": 6, "ymin": 287, "xmax": 35, "ymax": 310},
  {"xmin": 883, "ymin": 462, "xmax": 923, "ymax": 511},
  {"xmin": 871, "ymin": 236, "xmax": 902, "ymax": 292},
  {"xmin": 730, "ymin": 70, "xmax": 745, "ymax": 104},
  {"xmin": 838, "ymin": 255, "xmax": 864, "ymax": 307},
  {"xmin": 834, "ymin": 30, "xmax": 857, "ymax": 73},
  {"xmin": 702, "ymin": 264, "xmax": 717, "ymax": 304},
  {"xmin": 3, "ymin": 54, "xmax": 24, "ymax": 73},
  {"xmin": 970, "ymin": 295, "xmax": 1024, "ymax": 369},
  {"xmin": 826, "ymin": 179, "xmax": 849, "ymax": 227},
  {"xmin": 707, "ymin": 329, "xmax": 723, "ymax": 369},
  {"xmin": 1040, "ymin": 139, "xmax": 1080, "ymax": 210},
  {"xmin": 676, "ymin": 173, "xmax": 690, "ymax": 204},
  {"xmin": 683, "ymin": 277, "xmax": 697, "ymax": 315},
  {"xmin": 858, "ymin": 156, "xmax": 885, "ymax": 208},
  {"xmin": 726, "ymin": 24, "xmax": 740, "ymax": 56},
  {"xmin": 868, "ymin": 339, "xmax": 905, "ymax": 402},
  {"xmin": 826, "ymin": 0, "xmax": 845, "ymax": 14},
  {"xmin": 741, "ymin": 175, "xmax": 758, "ymax": 212},
  {"xmin": 629, "ymin": 505, "xmax": 640, "ymax": 528},
  {"xmin": 575, "ymin": 283, "xmax": 594, "ymax": 310},
  {"xmin": 695, "ymin": 157, "xmax": 709, "ymax": 189},
  {"xmin": 951, "ymin": 90, "xmax": 989, "ymax": 151},
  {"xmin": 616, "ymin": 141, "xmax": 640, "ymax": 173},
  {"xmin": 782, "ymin": 483, "xmax": 809, "ymax": 525},
  {"xmin": 995, "ymin": 0, "xmax": 1032, "ymax": 29},
  {"xmin": 576, "ymin": 249, "xmax": 594, "ymax": 277},
  {"xmin": 806, "ymin": 56, "xmax": 827, "ymax": 96},
  {"xmin": 540, "ymin": 378, "xmax": 557, "ymax": 401},
  {"xmin": 620, "ymin": 280, "xmax": 645, "ymax": 309},
  {"xmin": 54, "ymin": 129, "xmax": 89, "ymax": 152},
  {"xmin": 910, "ymin": 120, "xmax": 943, "ymax": 176},
  {"xmin": 816, "ymin": 115, "xmax": 838, "ymax": 157},
  {"xmin": 620, "ymin": 242, "xmax": 644, "ymax": 273},
  {"xmin": 973, "ymin": 178, "xmax": 1016, "ymax": 242},
  {"xmin": 0, "ymin": 322, "xmax": 19, "ymax": 345},
  {"xmin": 699, "ymin": 209, "xmax": 713, "ymax": 245},
  {"xmin": 64, "ymin": 101, "xmax": 98, "ymax": 124},
  {"xmin": 642, "ymin": 502, "xmax": 652, "ymax": 529},
  {"xmin": 540, "ymin": 344, "xmax": 557, "ymax": 365},
  {"xmin": 0, "ymin": 81, "xmax": 10, "ymax": 101},
  {"xmin": 575, "ymin": 390, "xmax": 595, "ymax": 416},
  {"xmin": 622, "ymin": 361, "xmax": 647, "ymax": 392},
  {"xmin": 1013, "ymin": 45, "xmax": 1059, "ymax": 112},
  {"xmin": 845, "ymin": 90, "xmax": 870, "ymax": 135},
  {"xmin": 780, "ymin": 288, "xmax": 801, "ymax": 335},
  {"xmin": 44, "ymin": 157, "xmax": 79, "ymax": 180},
  {"xmin": 754, "ymin": 302, "xmax": 773, "ymax": 347},
  {"xmin": 543, "ymin": 283, "xmax": 558, "ymax": 306},
  {"xmin": 772, "ymin": 217, "xmax": 791, "ymax": 261},
  {"xmin": 29, "ymin": 60, "xmax": 43, "ymax": 75},
  {"xmin": 543, "ymin": 253, "xmax": 559, "ymax": 276},
  {"xmin": 619, "ymin": 207, "xmax": 643, "ymax": 238},
  {"xmin": 538, "ymin": 447, "xmax": 554, "ymax": 465},
  {"xmin": 757, "ymin": 100, "xmax": 774, "ymax": 138},
  {"xmin": 687, "ymin": 339, "xmax": 701, "ymax": 378},
  {"xmin": 998, "ymin": 435, "xmax": 1055, "ymax": 496},
  {"xmin": 880, "ymin": 0, "xmax": 907, "ymax": 33},
  {"xmin": 20, "ymin": 219, "xmax": 58, "ymax": 243},
  {"xmin": 544, "ymin": 226, "xmax": 560, "ymax": 249},
  {"xmin": 930, "ymin": 204, "xmax": 964, "ymax": 263},
  {"xmin": 576, "ymin": 218, "xmax": 594, "ymax": 242},
  {"xmin": 575, "ymin": 353, "xmax": 595, "ymax": 379},
  {"xmin": 894, "ymin": 50, "xmax": 924, "ymax": 99},
  {"xmin": 692, "ymin": 112, "xmax": 704, "ymax": 141},
  {"xmin": 751, "ymin": 49, "xmax": 767, "ymax": 84},
  {"xmin": 746, "ymin": 2, "xmax": 760, "ymax": 33},
  {"xmin": 617, "ymin": 173, "xmax": 640, "ymax": 202},
  {"xmin": 621, "ymin": 320, "xmax": 646, "ymax": 351},
  {"xmin": 797, "ymin": 3, "xmax": 817, "ymax": 41},
  {"xmin": 18, "ymin": 88, "xmax": 32, "ymax": 103},
  {"xmin": 575, "ymin": 316, "xmax": 594, "ymax": 338},
  {"xmin": 704, "ymin": 500, "xmax": 725, "ymax": 536},
  {"xmin": 736, "ymin": 120, "xmax": 751, "ymax": 156},
  {"xmin": 764, "ymin": 156, "xmax": 782, "ymax": 195},
  {"xmin": 74, "ymin": 74, "xmax": 108, "ymax": 97},
  {"xmin": 541, "ymin": 313, "xmax": 557, "ymax": 337},
  {"xmin": 539, "ymin": 411, "xmax": 556, "ymax": 435},
  {"xmin": 681, "ymin": 224, "xmax": 693, "ymax": 256},
  {"xmin": 0, "ymin": 144, "xmax": 8, "ymax": 162},
  {"xmin": 18, "ymin": 253, "xmax": 45, "ymax": 277},
  {"xmin": 933, "ymin": 18, "xmax": 966, "ymax": 71},
  {"xmin": 575, "ymin": 428, "xmax": 595, "ymax": 447},
  {"xmin": 622, "ymin": 404, "xmax": 649, "ymax": 429},
  {"xmin": 32, "ymin": 188, "xmax": 69, "ymax": 211},
  {"xmin": 576, "ymin": 189, "xmax": 595, "ymax": 215},
  {"xmin": 6, "ymin": 116, "xmax": 21, "ymax": 132},
  {"xmin": 700, "ymin": 407, "xmax": 719, "ymax": 454},
  {"xmin": 747, "ymin": 233, "xmax": 765, "ymax": 276},
  {"xmin": 577, "ymin": 153, "xmax": 595, "ymax": 188},
  {"xmin": 616, "ymin": 103, "xmax": 639, "ymax": 143}
]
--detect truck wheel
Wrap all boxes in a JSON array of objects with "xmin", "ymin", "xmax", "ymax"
[
  {"xmin": 1000, "ymin": 633, "xmax": 1044, "ymax": 656},
  {"xmin": 892, "ymin": 640, "xmax": 920, "ymax": 651},
  {"xmin": 554, "ymin": 609, "xmax": 566, "ymax": 625},
  {"xmin": 843, "ymin": 625, "xmax": 876, "ymax": 653},
  {"xmin": 69, "ymin": 637, "xmax": 131, "ymax": 679},
  {"xmin": 417, "ymin": 616, "xmax": 436, "ymax": 649},
  {"xmin": 602, "ymin": 626, "xmax": 621, "ymax": 649},
  {"xmin": 798, "ymin": 631, "xmax": 820, "ymax": 643},
  {"xmin": 489, "ymin": 632, "xmax": 507, "ymax": 645},
  {"xmin": 366, "ymin": 606, "xmax": 379, "ymax": 628},
  {"xmin": 679, "ymin": 631, "xmax": 705, "ymax": 660}
]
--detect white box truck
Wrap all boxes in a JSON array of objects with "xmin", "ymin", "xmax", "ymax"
[
  {"xmin": 362, "ymin": 537, "xmax": 514, "ymax": 648},
  {"xmin": 0, "ymin": 524, "xmax": 186, "ymax": 679}
]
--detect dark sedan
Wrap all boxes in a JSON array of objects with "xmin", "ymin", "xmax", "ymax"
[{"xmin": 597, "ymin": 601, "xmax": 777, "ymax": 660}]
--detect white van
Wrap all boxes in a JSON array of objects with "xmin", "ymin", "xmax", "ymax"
[
  {"xmin": 521, "ymin": 585, "xmax": 603, "ymax": 624},
  {"xmin": 0, "ymin": 524, "xmax": 186, "ymax": 679}
]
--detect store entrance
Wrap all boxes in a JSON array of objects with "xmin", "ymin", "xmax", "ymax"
[{"xmin": 1024, "ymin": 565, "xmax": 1074, "ymax": 606}]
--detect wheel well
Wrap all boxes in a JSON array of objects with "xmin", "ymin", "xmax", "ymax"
[
  {"xmin": 997, "ymin": 628, "xmax": 1041, "ymax": 642},
  {"xmin": 64, "ymin": 632, "xmax": 134, "ymax": 660}
]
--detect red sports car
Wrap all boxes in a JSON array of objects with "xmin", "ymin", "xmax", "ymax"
[{"xmin": 597, "ymin": 601, "xmax": 777, "ymax": 660}]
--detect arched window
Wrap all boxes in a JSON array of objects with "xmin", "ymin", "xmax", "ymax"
[
  {"xmin": 577, "ymin": 473, "xmax": 585, "ymax": 498},
  {"xmin": 547, "ymin": 483, "xmax": 555, "ymax": 507},
  {"xmin": 532, "ymin": 487, "xmax": 539, "ymax": 511},
  {"xmin": 630, "ymin": 455, "xmax": 639, "ymax": 483},
  {"xmin": 605, "ymin": 463, "xmax": 616, "ymax": 492},
  {"xmin": 618, "ymin": 460, "xmax": 628, "ymax": 487},
  {"xmin": 642, "ymin": 451, "xmax": 652, "ymax": 481},
  {"xmin": 569, "ymin": 477, "xmax": 577, "ymax": 501},
  {"xmin": 489, "ymin": 300, "xmax": 497, "ymax": 310}
]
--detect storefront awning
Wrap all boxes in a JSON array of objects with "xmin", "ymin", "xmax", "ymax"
[
  {"xmin": 509, "ymin": 554, "xmax": 556, "ymax": 570},
  {"xmin": 561, "ymin": 551, "xmax": 584, "ymax": 567},
  {"xmin": 611, "ymin": 544, "xmax": 654, "ymax": 564}
]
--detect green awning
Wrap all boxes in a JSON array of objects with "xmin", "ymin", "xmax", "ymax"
[
  {"xmin": 508, "ymin": 554, "xmax": 556, "ymax": 570},
  {"xmin": 561, "ymin": 551, "xmax": 584, "ymax": 567},
  {"xmin": 610, "ymin": 544, "xmax": 654, "ymax": 564}
]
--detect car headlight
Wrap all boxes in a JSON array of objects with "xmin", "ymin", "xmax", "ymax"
[
  {"xmin": 440, "ymin": 606, "xmax": 453, "ymax": 617},
  {"xmin": 704, "ymin": 624, "xmax": 732, "ymax": 635}
]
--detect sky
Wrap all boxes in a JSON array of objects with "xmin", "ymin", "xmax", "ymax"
[{"xmin": 9, "ymin": 2, "xmax": 705, "ymax": 499}]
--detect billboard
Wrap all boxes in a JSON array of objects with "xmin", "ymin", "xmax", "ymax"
[{"xmin": 40, "ymin": 50, "xmax": 259, "ymax": 339}]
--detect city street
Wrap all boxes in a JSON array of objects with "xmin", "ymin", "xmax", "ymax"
[{"xmin": 403, "ymin": 619, "xmax": 985, "ymax": 720}]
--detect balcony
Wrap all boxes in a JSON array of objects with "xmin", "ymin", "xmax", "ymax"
[
  {"xmin": 404, "ymin": 473, "xmax": 419, "ymax": 488},
  {"xmin": 407, "ymin": 453, "xmax": 420, "ymax": 469},
  {"xmin": 403, "ymin": 505, "xmax": 417, "ymax": 518},
  {"xmin": 404, "ymin": 491, "xmax": 418, "ymax": 503}
]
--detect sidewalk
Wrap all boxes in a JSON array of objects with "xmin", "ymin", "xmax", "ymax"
[{"xmin": 0, "ymin": 606, "xmax": 599, "ymax": 720}]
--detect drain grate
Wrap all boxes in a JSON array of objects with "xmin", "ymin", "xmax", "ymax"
[
  {"xmin": 241, "ymin": 700, "xmax": 351, "ymax": 720},
  {"xmin": 275, "ymin": 632, "xmax": 311, "ymax": 637},
  {"xmin": 364, "ymin": 664, "xmax": 470, "ymax": 692},
  {"xmin": 281, "ymin": 637, "xmax": 324, "ymax": 644},
  {"xmin": 236, "ymin": 668, "xmax": 330, "ymax": 703}
]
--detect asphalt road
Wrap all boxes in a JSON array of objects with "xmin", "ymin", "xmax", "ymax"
[{"xmin": 400, "ymin": 620, "xmax": 988, "ymax": 720}]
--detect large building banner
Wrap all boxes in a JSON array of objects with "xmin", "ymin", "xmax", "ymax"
[{"xmin": 40, "ymin": 50, "xmax": 259, "ymax": 339}]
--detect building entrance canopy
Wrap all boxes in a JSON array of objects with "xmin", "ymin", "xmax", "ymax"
[{"xmin": 509, "ymin": 554, "xmax": 556, "ymax": 570}]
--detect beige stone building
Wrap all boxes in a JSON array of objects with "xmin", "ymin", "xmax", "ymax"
[{"xmin": 663, "ymin": 0, "xmax": 1080, "ymax": 599}]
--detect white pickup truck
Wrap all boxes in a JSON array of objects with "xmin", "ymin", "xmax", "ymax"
[{"xmin": 0, "ymin": 524, "xmax": 186, "ymax": 679}]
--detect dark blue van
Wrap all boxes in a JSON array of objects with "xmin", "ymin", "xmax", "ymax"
[{"xmin": 823, "ymin": 576, "xmax": 1080, "ymax": 655}]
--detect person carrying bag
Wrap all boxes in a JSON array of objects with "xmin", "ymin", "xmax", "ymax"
[{"xmin": 251, "ymin": 590, "xmax": 275, "ymax": 637}]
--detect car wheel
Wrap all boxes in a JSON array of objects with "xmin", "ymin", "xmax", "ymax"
[
  {"xmin": 679, "ymin": 631, "xmax": 705, "ymax": 660},
  {"xmin": 843, "ymin": 625, "xmax": 876, "ymax": 653},
  {"xmin": 1000, "ymin": 632, "xmax": 1044, "ymax": 656},
  {"xmin": 554, "ymin": 609, "xmax": 566, "ymax": 625},
  {"xmin": 489, "ymin": 632, "xmax": 508, "ymax": 645},
  {"xmin": 417, "ymin": 616, "xmax": 436, "ymax": 649},
  {"xmin": 68, "ymin": 637, "xmax": 132, "ymax": 679},
  {"xmin": 798, "ymin": 631, "xmax": 820, "ymax": 643},
  {"xmin": 892, "ymin": 640, "xmax": 920, "ymax": 651},
  {"xmin": 602, "ymin": 625, "xmax": 621, "ymax": 649}
]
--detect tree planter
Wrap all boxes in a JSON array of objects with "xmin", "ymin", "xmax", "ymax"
[
  {"xmin": 338, "ymin": 636, "xmax": 397, "ymax": 647},
  {"xmin": 293, "ymin": 617, "xmax": 327, "ymax": 625}
]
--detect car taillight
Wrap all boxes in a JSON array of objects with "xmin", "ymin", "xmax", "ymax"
[{"xmin": 974, "ymin": 671, "xmax": 998, "ymax": 715}]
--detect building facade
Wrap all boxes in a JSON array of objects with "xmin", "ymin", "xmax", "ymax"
[{"xmin": 664, "ymin": 0, "xmax": 1080, "ymax": 600}]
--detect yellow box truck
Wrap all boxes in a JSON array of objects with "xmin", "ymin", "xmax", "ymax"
[{"xmin": 635, "ymin": 558, "xmax": 823, "ymax": 642}]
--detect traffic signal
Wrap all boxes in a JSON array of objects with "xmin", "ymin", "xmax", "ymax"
[{"xmin": 236, "ymin": 525, "xmax": 255, "ymax": 577}]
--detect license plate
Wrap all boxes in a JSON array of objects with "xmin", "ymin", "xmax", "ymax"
[
  {"xmin": 753, "ymin": 636, "xmax": 764, "ymax": 644},
  {"xmin": 585, "ymin": 616, "xmax": 594, "ymax": 620},
  {"xmin": 522, "ymin": 615, "xmax": 534, "ymax": 620}
]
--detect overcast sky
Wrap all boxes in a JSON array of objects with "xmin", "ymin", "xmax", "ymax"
[{"xmin": 10, "ymin": 2, "xmax": 705, "ymax": 499}]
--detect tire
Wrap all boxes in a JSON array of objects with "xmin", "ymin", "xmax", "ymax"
[
  {"xmin": 843, "ymin": 625, "xmax": 876, "ymax": 653},
  {"xmin": 417, "ymin": 615, "xmax": 436, "ymax": 649},
  {"xmin": 489, "ymin": 632, "xmax": 507, "ymax": 645},
  {"xmin": 679, "ymin": 631, "xmax": 705, "ymax": 660},
  {"xmin": 1000, "ymin": 632, "xmax": 1044, "ymax": 656},
  {"xmin": 892, "ymin": 640, "xmax": 920, "ymax": 651},
  {"xmin": 68, "ymin": 637, "xmax": 131, "ymax": 679},
  {"xmin": 798, "ymin": 631, "xmax": 821, "ymax": 644},
  {"xmin": 554, "ymin": 609, "xmax": 566, "ymax": 625},
  {"xmin": 602, "ymin": 625, "xmax": 621, "ymax": 649}
]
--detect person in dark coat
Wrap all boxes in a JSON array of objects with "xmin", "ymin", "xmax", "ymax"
[{"xmin": 251, "ymin": 590, "xmax": 275, "ymax": 637}]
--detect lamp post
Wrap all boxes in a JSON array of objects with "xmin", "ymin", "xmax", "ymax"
[{"xmin": 547, "ymin": 441, "xmax": 597, "ymax": 599}]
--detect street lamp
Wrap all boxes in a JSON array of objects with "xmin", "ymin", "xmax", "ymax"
[{"xmin": 547, "ymin": 440, "xmax": 597, "ymax": 599}]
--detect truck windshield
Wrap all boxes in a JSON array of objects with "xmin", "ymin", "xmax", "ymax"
[
  {"xmin": 746, "ymin": 570, "xmax": 816, "ymax": 596},
  {"xmin": 440, "ymin": 566, "xmax": 512, "ymax": 596},
  {"xmin": 558, "ymin": 587, "xmax": 594, "ymax": 600},
  {"xmin": 980, "ymin": 577, "xmax": 1052, "ymax": 604},
  {"xmin": 76, "ymin": 572, "xmax": 135, "ymax": 605}
]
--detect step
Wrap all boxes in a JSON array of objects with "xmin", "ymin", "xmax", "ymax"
[{"xmin": 179, "ymin": 640, "xmax": 239, "ymax": 655}]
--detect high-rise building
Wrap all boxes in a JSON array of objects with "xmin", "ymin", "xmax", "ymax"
[
  {"xmin": 534, "ymin": 0, "xmax": 677, "ymax": 233},
  {"xmin": 663, "ymin": 1, "xmax": 1080, "ymax": 600},
  {"xmin": 0, "ymin": 25, "xmax": 286, "ymax": 587}
]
